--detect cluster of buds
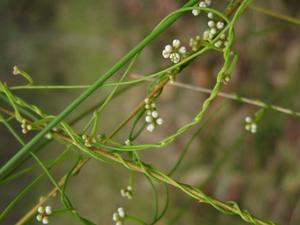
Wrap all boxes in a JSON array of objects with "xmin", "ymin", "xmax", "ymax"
[
  {"xmin": 82, "ymin": 134, "xmax": 92, "ymax": 147},
  {"xmin": 203, "ymin": 17, "xmax": 227, "ymax": 45},
  {"xmin": 162, "ymin": 39, "xmax": 187, "ymax": 64},
  {"xmin": 144, "ymin": 98, "xmax": 163, "ymax": 132},
  {"xmin": 245, "ymin": 116, "xmax": 258, "ymax": 134},
  {"xmin": 166, "ymin": 70, "xmax": 177, "ymax": 84},
  {"xmin": 192, "ymin": 0, "xmax": 212, "ymax": 16},
  {"xmin": 120, "ymin": 185, "xmax": 133, "ymax": 199},
  {"xmin": 112, "ymin": 207, "xmax": 126, "ymax": 225},
  {"xmin": 124, "ymin": 139, "xmax": 131, "ymax": 146},
  {"xmin": 36, "ymin": 205, "xmax": 52, "ymax": 224},
  {"xmin": 45, "ymin": 127, "xmax": 60, "ymax": 140},
  {"xmin": 20, "ymin": 119, "xmax": 32, "ymax": 134},
  {"xmin": 189, "ymin": 35, "xmax": 202, "ymax": 52},
  {"xmin": 222, "ymin": 73, "xmax": 231, "ymax": 84}
]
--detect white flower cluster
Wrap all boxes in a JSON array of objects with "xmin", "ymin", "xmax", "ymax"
[
  {"xmin": 36, "ymin": 205, "xmax": 52, "ymax": 224},
  {"xmin": 144, "ymin": 98, "xmax": 163, "ymax": 132},
  {"xmin": 189, "ymin": 35, "xmax": 201, "ymax": 52},
  {"xmin": 21, "ymin": 119, "xmax": 32, "ymax": 134},
  {"xmin": 203, "ymin": 18, "xmax": 227, "ymax": 48},
  {"xmin": 192, "ymin": 0, "xmax": 212, "ymax": 16},
  {"xmin": 245, "ymin": 116, "xmax": 257, "ymax": 134},
  {"xmin": 112, "ymin": 207, "xmax": 126, "ymax": 225},
  {"xmin": 162, "ymin": 39, "xmax": 187, "ymax": 64},
  {"xmin": 191, "ymin": 0, "xmax": 229, "ymax": 50},
  {"xmin": 124, "ymin": 139, "xmax": 131, "ymax": 146},
  {"xmin": 82, "ymin": 134, "xmax": 92, "ymax": 147},
  {"xmin": 120, "ymin": 185, "xmax": 133, "ymax": 200}
]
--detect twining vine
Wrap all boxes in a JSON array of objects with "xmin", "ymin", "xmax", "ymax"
[{"xmin": 1, "ymin": 0, "xmax": 299, "ymax": 224}]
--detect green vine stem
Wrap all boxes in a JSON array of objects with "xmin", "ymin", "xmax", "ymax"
[
  {"xmin": 12, "ymin": 124, "xmax": 277, "ymax": 225},
  {"xmin": 57, "ymin": 131, "xmax": 279, "ymax": 225},
  {"xmin": 0, "ymin": 0, "xmax": 201, "ymax": 180},
  {"xmin": 132, "ymin": 75, "xmax": 300, "ymax": 118}
]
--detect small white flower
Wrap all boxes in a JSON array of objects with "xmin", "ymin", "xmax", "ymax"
[
  {"xmin": 37, "ymin": 206, "xmax": 45, "ymax": 214},
  {"xmin": 144, "ymin": 98, "xmax": 150, "ymax": 104},
  {"xmin": 162, "ymin": 50, "xmax": 171, "ymax": 59},
  {"xmin": 45, "ymin": 133, "xmax": 52, "ymax": 140},
  {"xmin": 45, "ymin": 206, "xmax": 52, "ymax": 215},
  {"xmin": 216, "ymin": 21, "xmax": 225, "ymax": 30},
  {"xmin": 118, "ymin": 207, "xmax": 125, "ymax": 218},
  {"xmin": 156, "ymin": 118, "xmax": 163, "ymax": 125},
  {"xmin": 172, "ymin": 39, "xmax": 181, "ymax": 48},
  {"xmin": 151, "ymin": 111, "xmax": 158, "ymax": 118},
  {"xmin": 192, "ymin": 9, "xmax": 200, "ymax": 16},
  {"xmin": 125, "ymin": 139, "xmax": 131, "ymax": 146},
  {"xmin": 170, "ymin": 53, "xmax": 181, "ymax": 64},
  {"xmin": 116, "ymin": 222, "xmax": 122, "ymax": 225},
  {"xmin": 203, "ymin": 30, "xmax": 210, "ymax": 41},
  {"xmin": 113, "ymin": 212, "xmax": 119, "ymax": 221},
  {"xmin": 178, "ymin": 46, "xmax": 187, "ymax": 54},
  {"xmin": 145, "ymin": 115, "xmax": 153, "ymax": 123},
  {"xmin": 220, "ymin": 33, "xmax": 226, "ymax": 40},
  {"xmin": 214, "ymin": 40, "xmax": 223, "ymax": 48},
  {"xmin": 207, "ymin": 12, "xmax": 214, "ymax": 19},
  {"xmin": 36, "ymin": 214, "xmax": 43, "ymax": 222},
  {"xmin": 208, "ymin": 20, "xmax": 215, "ymax": 28},
  {"xmin": 13, "ymin": 66, "xmax": 20, "ymax": 75},
  {"xmin": 245, "ymin": 116, "xmax": 252, "ymax": 123},
  {"xmin": 199, "ymin": 1, "xmax": 207, "ymax": 7},
  {"xmin": 250, "ymin": 124, "xmax": 257, "ymax": 133},
  {"xmin": 42, "ymin": 217, "xmax": 49, "ymax": 224},
  {"xmin": 164, "ymin": 45, "xmax": 172, "ymax": 52},
  {"xmin": 210, "ymin": 28, "xmax": 217, "ymax": 35},
  {"xmin": 147, "ymin": 123, "xmax": 155, "ymax": 132}
]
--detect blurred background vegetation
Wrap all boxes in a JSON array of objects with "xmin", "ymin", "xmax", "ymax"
[{"xmin": 0, "ymin": 0, "xmax": 300, "ymax": 224}]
